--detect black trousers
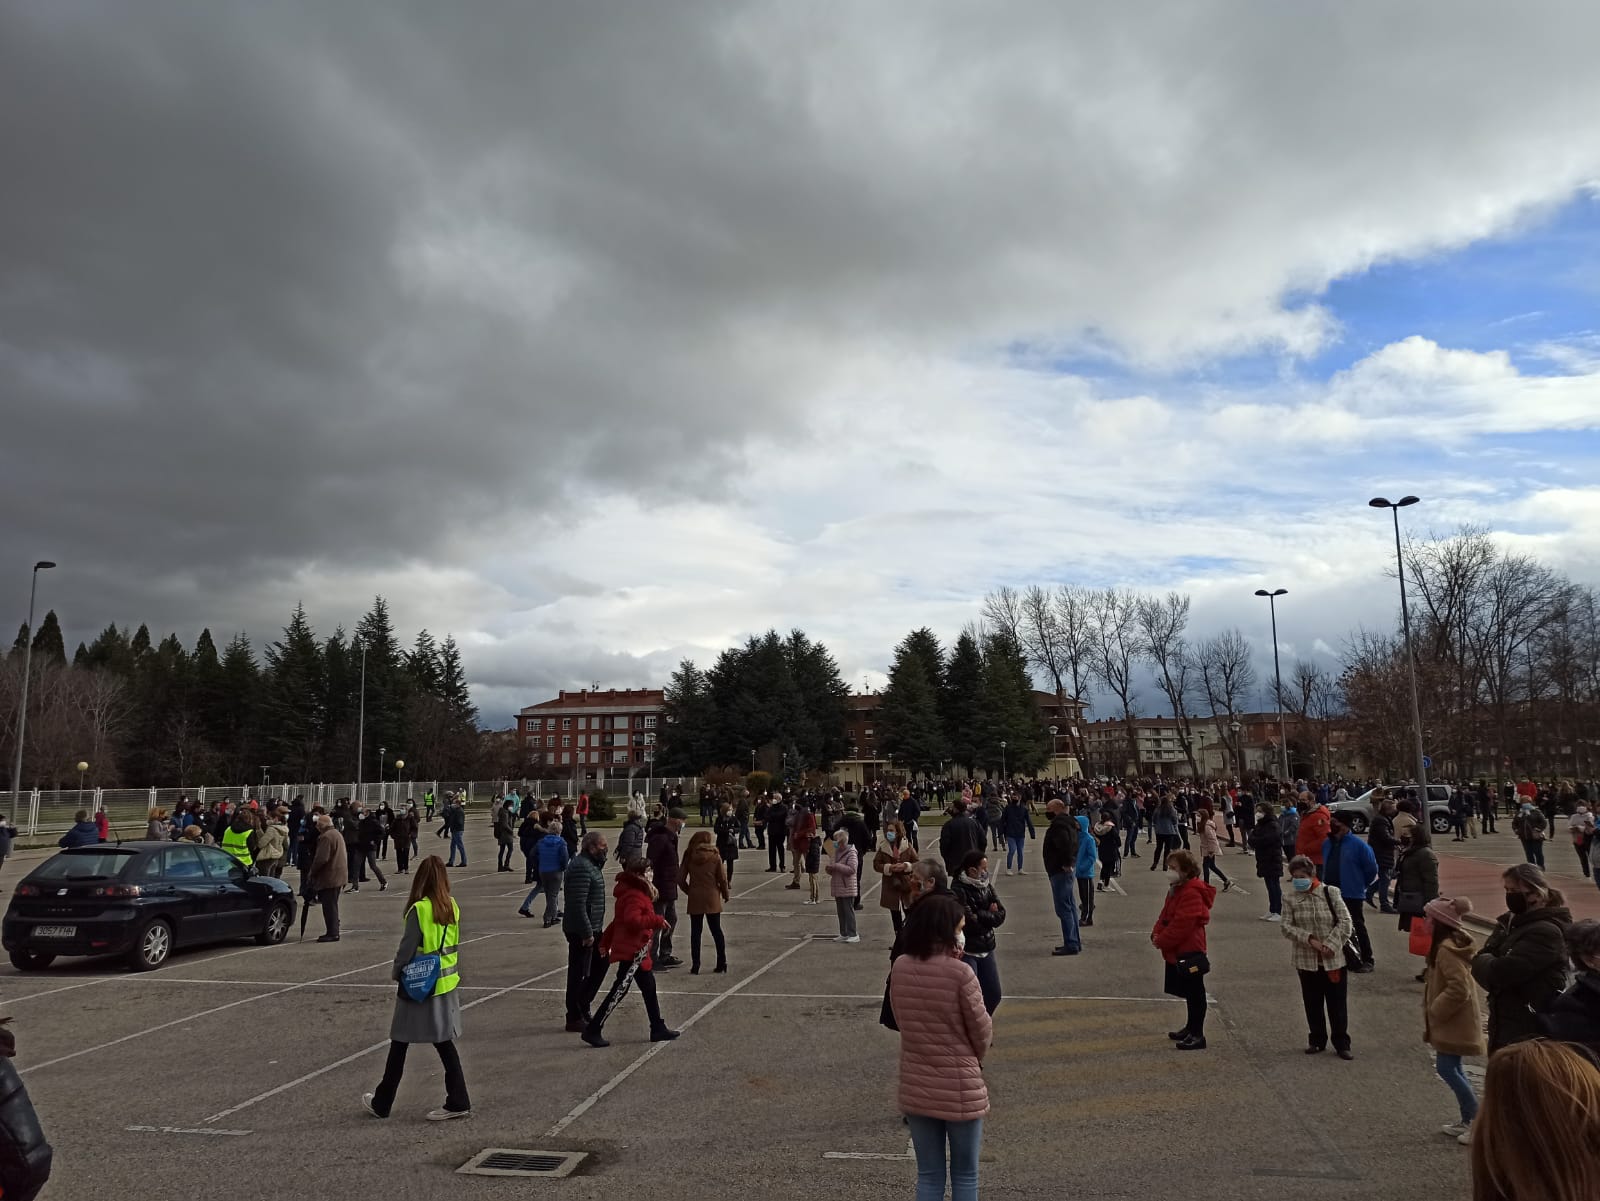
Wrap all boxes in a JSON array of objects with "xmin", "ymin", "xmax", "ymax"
[
  {"xmin": 1346, "ymin": 895, "xmax": 1373, "ymax": 964},
  {"xmin": 1077, "ymin": 876, "xmax": 1095, "ymax": 923},
  {"xmin": 1175, "ymin": 969, "xmax": 1207, "ymax": 1037},
  {"xmin": 361, "ymin": 848, "xmax": 387, "ymax": 887},
  {"xmin": 497, "ymin": 840, "xmax": 514, "ymax": 870},
  {"xmin": 316, "ymin": 887, "xmax": 341, "ymax": 938},
  {"xmin": 689, "ymin": 913, "xmax": 726, "ymax": 969},
  {"xmin": 395, "ymin": 839, "xmax": 410, "ymax": 873},
  {"xmin": 371, "ymin": 1039, "xmax": 470, "ymax": 1116},
  {"xmin": 565, "ymin": 934, "xmax": 609, "ymax": 1023},
  {"xmin": 587, "ymin": 963, "xmax": 665, "ymax": 1035},
  {"xmin": 1298, "ymin": 968, "xmax": 1350, "ymax": 1051},
  {"xmin": 767, "ymin": 835, "xmax": 786, "ymax": 872},
  {"xmin": 653, "ymin": 898, "xmax": 677, "ymax": 958},
  {"xmin": 721, "ymin": 851, "xmax": 737, "ymax": 883}
]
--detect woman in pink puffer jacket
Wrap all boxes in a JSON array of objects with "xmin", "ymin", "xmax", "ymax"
[{"xmin": 889, "ymin": 893, "xmax": 992, "ymax": 1201}]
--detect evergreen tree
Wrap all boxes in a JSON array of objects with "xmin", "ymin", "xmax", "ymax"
[
  {"xmin": 354, "ymin": 597, "xmax": 405, "ymax": 775},
  {"xmin": 942, "ymin": 630, "xmax": 984, "ymax": 773},
  {"xmin": 72, "ymin": 642, "xmax": 89, "ymax": 668},
  {"xmin": 262, "ymin": 604, "xmax": 325, "ymax": 781},
  {"xmin": 215, "ymin": 633, "xmax": 261, "ymax": 784},
  {"xmin": 84, "ymin": 624, "xmax": 134, "ymax": 676},
  {"xmin": 659, "ymin": 659, "xmax": 715, "ymax": 774},
  {"xmin": 878, "ymin": 630, "xmax": 947, "ymax": 776},
  {"xmin": 30, "ymin": 611, "xmax": 66, "ymax": 663},
  {"xmin": 785, "ymin": 629, "xmax": 851, "ymax": 770},
  {"xmin": 436, "ymin": 636, "xmax": 477, "ymax": 728},
  {"xmin": 977, "ymin": 630, "xmax": 1049, "ymax": 775},
  {"xmin": 406, "ymin": 630, "xmax": 442, "ymax": 694},
  {"xmin": 320, "ymin": 626, "xmax": 358, "ymax": 781},
  {"xmin": 130, "ymin": 623, "xmax": 152, "ymax": 663},
  {"xmin": 9, "ymin": 624, "xmax": 25, "ymax": 658},
  {"xmin": 900, "ymin": 628, "xmax": 946, "ymax": 694}
]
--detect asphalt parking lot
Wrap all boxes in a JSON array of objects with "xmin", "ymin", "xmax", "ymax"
[{"xmin": 2, "ymin": 824, "xmax": 1474, "ymax": 1200}]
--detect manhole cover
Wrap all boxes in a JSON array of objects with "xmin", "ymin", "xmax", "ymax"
[{"xmin": 457, "ymin": 1149, "xmax": 587, "ymax": 1178}]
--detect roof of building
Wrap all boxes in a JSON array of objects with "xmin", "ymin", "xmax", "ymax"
[{"xmin": 519, "ymin": 688, "xmax": 665, "ymax": 715}]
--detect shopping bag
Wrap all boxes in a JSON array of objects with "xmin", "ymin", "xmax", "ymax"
[{"xmin": 1408, "ymin": 916, "xmax": 1433, "ymax": 957}]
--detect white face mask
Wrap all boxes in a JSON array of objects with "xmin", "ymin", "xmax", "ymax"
[
  {"xmin": 955, "ymin": 930, "xmax": 966, "ymax": 953},
  {"xmin": 1166, "ymin": 870, "xmax": 1182, "ymax": 884}
]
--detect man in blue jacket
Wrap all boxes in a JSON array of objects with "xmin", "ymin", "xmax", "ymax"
[{"xmin": 1322, "ymin": 811, "xmax": 1379, "ymax": 972}]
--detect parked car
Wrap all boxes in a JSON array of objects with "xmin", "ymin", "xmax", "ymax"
[
  {"xmin": 1329, "ymin": 785, "xmax": 1454, "ymax": 835},
  {"xmin": 2, "ymin": 842, "xmax": 295, "ymax": 972}
]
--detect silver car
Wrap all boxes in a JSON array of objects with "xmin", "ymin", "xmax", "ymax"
[{"xmin": 1329, "ymin": 785, "xmax": 1455, "ymax": 836}]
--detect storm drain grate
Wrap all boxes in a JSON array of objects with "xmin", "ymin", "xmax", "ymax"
[{"xmin": 457, "ymin": 1149, "xmax": 587, "ymax": 1178}]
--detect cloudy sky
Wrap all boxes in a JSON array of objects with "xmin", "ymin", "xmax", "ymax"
[{"xmin": 4, "ymin": 1, "xmax": 1599, "ymax": 726}]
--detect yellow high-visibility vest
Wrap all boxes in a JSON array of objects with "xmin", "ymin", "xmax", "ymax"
[
  {"xmin": 412, "ymin": 898, "xmax": 460, "ymax": 997},
  {"xmin": 221, "ymin": 824, "xmax": 254, "ymax": 867}
]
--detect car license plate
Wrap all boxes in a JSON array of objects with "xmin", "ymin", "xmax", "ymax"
[{"xmin": 34, "ymin": 925, "xmax": 76, "ymax": 939}]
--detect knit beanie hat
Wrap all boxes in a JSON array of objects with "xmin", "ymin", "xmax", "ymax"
[{"xmin": 1424, "ymin": 896, "xmax": 1473, "ymax": 930}]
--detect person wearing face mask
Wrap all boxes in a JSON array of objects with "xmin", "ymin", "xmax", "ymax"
[
  {"xmin": 1151, "ymin": 850, "xmax": 1214, "ymax": 1051},
  {"xmin": 582, "ymin": 856, "xmax": 679, "ymax": 1048},
  {"xmin": 1281, "ymin": 854, "xmax": 1356, "ymax": 1059},
  {"xmin": 1568, "ymin": 804, "xmax": 1595, "ymax": 879},
  {"xmin": 1512, "ymin": 802, "xmax": 1548, "ymax": 868},
  {"xmin": 562, "ymin": 832, "xmax": 612, "ymax": 1032},
  {"xmin": 645, "ymin": 808, "xmax": 686, "ymax": 968},
  {"xmin": 1541, "ymin": 918, "xmax": 1600, "ymax": 1048},
  {"xmin": 1394, "ymin": 821, "xmax": 1440, "ymax": 939},
  {"xmin": 951, "ymin": 851, "xmax": 1007, "ymax": 1014},
  {"xmin": 889, "ymin": 894, "xmax": 991, "ymax": 1201},
  {"xmin": 1421, "ymin": 896, "xmax": 1486, "ymax": 1145},
  {"xmin": 1471, "ymin": 864, "xmax": 1572, "ymax": 1052},
  {"xmin": 680, "ymin": 830, "xmax": 731, "ymax": 973},
  {"xmin": 824, "ymin": 826, "xmax": 861, "ymax": 943},
  {"xmin": 1322, "ymin": 813, "xmax": 1379, "ymax": 972},
  {"xmin": 875, "ymin": 820, "xmax": 921, "ymax": 935},
  {"xmin": 1042, "ymin": 800, "xmax": 1083, "ymax": 957}
]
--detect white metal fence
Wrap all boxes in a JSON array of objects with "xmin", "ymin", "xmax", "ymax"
[{"xmin": 2, "ymin": 776, "xmax": 704, "ymax": 838}]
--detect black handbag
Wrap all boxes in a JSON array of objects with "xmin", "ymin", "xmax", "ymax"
[
  {"xmin": 1324, "ymin": 886, "xmax": 1364, "ymax": 970},
  {"xmin": 879, "ymin": 974, "xmax": 898, "ymax": 1031},
  {"xmin": 1174, "ymin": 950, "xmax": 1210, "ymax": 976},
  {"xmin": 1397, "ymin": 890, "xmax": 1427, "ymax": 916}
]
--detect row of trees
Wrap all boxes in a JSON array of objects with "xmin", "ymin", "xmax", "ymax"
[
  {"xmin": 656, "ymin": 630, "xmax": 852, "ymax": 778},
  {"xmin": 876, "ymin": 627, "xmax": 1049, "ymax": 777},
  {"xmin": 1343, "ymin": 527, "xmax": 1600, "ymax": 780},
  {"xmin": 1, "ymin": 598, "xmax": 481, "ymax": 789}
]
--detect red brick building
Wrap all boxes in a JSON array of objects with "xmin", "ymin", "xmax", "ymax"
[{"xmin": 516, "ymin": 688, "xmax": 664, "ymax": 780}]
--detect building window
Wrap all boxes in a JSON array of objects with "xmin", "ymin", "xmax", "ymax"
[
  {"xmin": 527, "ymin": 717, "xmax": 542, "ymax": 732},
  {"xmin": 561, "ymin": 735, "xmax": 571, "ymax": 748},
  {"xmin": 562, "ymin": 717, "xmax": 572, "ymax": 730},
  {"xmin": 644, "ymin": 715, "xmax": 657, "ymax": 729},
  {"xmin": 644, "ymin": 733, "xmax": 655, "ymax": 745},
  {"xmin": 545, "ymin": 735, "xmax": 555, "ymax": 748},
  {"xmin": 524, "ymin": 735, "xmax": 537, "ymax": 746},
  {"xmin": 612, "ymin": 750, "xmax": 628, "ymax": 764}
]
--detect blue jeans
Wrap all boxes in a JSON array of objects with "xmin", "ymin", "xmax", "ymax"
[
  {"xmin": 448, "ymin": 830, "xmax": 466, "ymax": 866},
  {"xmin": 1005, "ymin": 835, "xmax": 1025, "ymax": 871},
  {"xmin": 906, "ymin": 1114, "xmax": 982, "ymax": 1201},
  {"xmin": 1521, "ymin": 838, "xmax": 1545, "ymax": 867},
  {"xmin": 1123, "ymin": 823, "xmax": 1139, "ymax": 856},
  {"xmin": 1263, "ymin": 871, "xmax": 1283, "ymax": 915},
  {"xmin": 1435, "ymin": 1053, "xmax": 1478, "ymax": 1124},
  {"xmin": 1049, "ymin": 871, "xmax": 1080, "ymax": 951},
  {"xmin": 1372, "ymin": 866, "xmax": 1394, "ymax": 911},
  {"xmin": 962, "ymin": 952, "xmax": 1002, "ymax": 1015}
]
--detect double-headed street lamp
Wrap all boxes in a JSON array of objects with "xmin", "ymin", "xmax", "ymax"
[
  {"xmin": 8, "ymin": 561, "xmax": 56, "ymax": 822},
  {"xmin": 1370, "ymin": 495, "xmax": 1428, "ymax": 788},
  {"xmin": 1254, "ymin": 588, "xmax": 1292, "ymax": 785}
]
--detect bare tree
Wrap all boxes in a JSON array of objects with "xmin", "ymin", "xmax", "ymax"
[
  {"xmin": 1088, "ymin": 588, "xmax": 1142, "ymax": 774},
  {"xmin": 981, "ymin": 587, "xmax": 1024, "ymax": 647},
  {"xmin": 1019, "ymin": 585, "xmax": 1094, "ymax": 770},
  {"xmin": 1195, "ymin": 628, "xmax": 1257, "ymax": 778},
  {"xmin": 1283, "ymin": 659, "xmax": 1340, "ymax": 778},
  {"xmin": 1137, "ymin": 591, "xmax": 1199, "ymax": 776}
]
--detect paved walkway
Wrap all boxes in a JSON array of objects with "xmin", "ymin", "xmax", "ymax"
[{"xmin": 1435, "ymin": 836, "xmax": 1600, "ymax": 921}]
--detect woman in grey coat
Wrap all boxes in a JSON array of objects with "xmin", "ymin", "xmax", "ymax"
[{"xmin": 362, "ymin": 856, "xmax": 471, "ymax": 1120}]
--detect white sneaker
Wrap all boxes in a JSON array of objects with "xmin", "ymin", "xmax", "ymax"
[
  {"xmin": 1442, "ymin": 1122, "xmax": 1469, "ymax": 1138},
  {"xmin": 425, "ymin": 1107, "xmax": 471, "ymax": 1121},
  {"xmin": 842, "ymin": 935, "xmax": 860, "ymax": 944},
  {"xmin": 1267, "ymin": 913, "xmax": 1283, "ymax": 923},
  {"xmin": 1016, "ymin": 869, "xmax": 1026, "ymax": 875},
  {"xmin": 361, "ymin": 1093, "xmax": 382, "ymax": 1119},
  {"xmin": 1457, "ymin": 1126, "xmax": 1472, "ymax": 1146},
  {"xmin": 1004, "ymin": 869, "xmax": 1014, "ymax": 876}
]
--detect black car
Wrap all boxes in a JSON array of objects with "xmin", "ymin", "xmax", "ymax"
[{"xmin": 2, "ymin": 841, "xmax": 296, "ymax": 972}]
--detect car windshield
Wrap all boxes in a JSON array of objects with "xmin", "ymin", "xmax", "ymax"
[{"xmin": 32, "ymin": 850, "xmax": 140, "ymax": 881}]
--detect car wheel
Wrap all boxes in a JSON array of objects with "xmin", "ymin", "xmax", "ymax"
[
  {"xmin": 1431, "ymin": 814, "xmax": 1452, "ymax": 835},
  {"xmin": 128, "ymin": 919, "xmax": 172, "ymax": 972},
  {"xmin": 257, "ymin": 901, "xmax": 291, "ymax": 946},
  {"xmin": 1348, "ymin": 814, "xmax": 1369, "ymax": 834},
  {"xmin": 8, "ymin": 949, "xmax": 55, "ymax": 972}
]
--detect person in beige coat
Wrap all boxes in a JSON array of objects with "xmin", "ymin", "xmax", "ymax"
[
  {"xmin": 308, "ymin": 813, "xmax": 349, "ymax": 942},
  {"xmin": 679, "ymin": 831, "xmax": 729, "ymax": 975},
  {"xmin": 874, "ymin": 820, "xmax": 919, "ymax": 936},
  {"xmin": 1422, "ymin": 896, "xmax": 1486, "ymax": 1145}
]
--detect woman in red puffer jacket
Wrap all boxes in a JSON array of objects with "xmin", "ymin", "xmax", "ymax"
[
  {"xmin": 1151, "ymin": 849, "xmax": 1216, "ymax": 1051},
  {"xmin": 581, "ymin": 857, "xmax": 678, "ymax": 1049}
]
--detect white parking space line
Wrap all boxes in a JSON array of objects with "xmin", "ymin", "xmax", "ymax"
[
  {"xmin": 2, "ymin": 977, "xmax": 119, "ymax": 1004},
  {"xmin": 825, "ymin": 1137, "xmax": 914, "ymax": 1161},
  {"xmin": 545, "ymin": 934, "xmax": 816, "ymax": 1138},
  {"xmin": 731, "ymin": 871, "xmax": 788, "ymax": 901},
  {"xmin": 202, "ymin": 962, "xmax": 568, "ymax": 1123},
  {"xmin": 19, "ymin": 933, "xmax": 502, "ymax": 1076},
  {"xmin": 2, "ymin": 941, "xmax": 282, "ymax": 1006}
]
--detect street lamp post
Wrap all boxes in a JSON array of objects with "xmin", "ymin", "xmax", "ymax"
[
  {"xmin": 377, "ymin": 746, "xmax": 386, "ymax": 808},
  {"xmin": 355, "ymin": 640, "xmax": 367, "ymax": 801},
  {"xmin": 8, "ymin": 561, "xmax": 56, "ymax": 822},
  {"xmin": 76, "ymin": 761, "xmax": 89, "ymax": 812},
  {"xmin": 1230, "ymin": 720, "xmax": 1242, "ymax": 779},
  {"xmin": 1196, "ymin": 728, "xmax": 1206, "ymax": 780},
  {"xmin": 394, "ymin": 759, "xmax": 404, "ymax": 807},
  {"xmin": 1254, "ymin": 588, "xmax": 1292, "ymax": 785},
  {"xmin": 1000, "ymin": 739, "xmax": 1008, "ymax": 781},
  {"xmin": 1370, "ymin": 495, "xmax": 1428, "ymax": 789},
  {"xmin": 1048, "ymin": 726, "xmax": 1058, "ymax": 780}
]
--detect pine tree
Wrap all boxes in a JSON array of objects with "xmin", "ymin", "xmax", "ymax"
[
  {"xmin": 9, "ymin": 624, "xmax": 25, "ymax": 658},
  {"xmin": 216, "ymin": 633, "xmax": 261, "ymax": 784},
  {"xmin": 878, "ymin": 630, "xmax": 947, "ymax": 776},
  {"xmin": 785, "ymin": 629, "xmax": 851, "ymax": 770},
  {"xmin": 84, "ymin": 624, "xmax": 135, "ymax": 676},
  {"xmin": 30, "ymin": 611, "xmax": 66, "ymax": 664},
  {"xmin": 659, "ymin": 660, "xmax": 715, "ymax": 774},
  {"xmin": 406, "ymin": 630, "xmax": 442, "ymax": 694},
  {"xmin": 354, "ymin": 597, "xmax": 405, "ymax": 771},
  {"xmin": 130, "ymin": 623, "xmax": 152, "ymax": 663},
  {"xmin": 977, "ymin": 631, "xmax": 1049, "ymax": 775},
  {"xmin": 263, "ymin": 604, "xmax": 325, "ymax": 781},
  {"xmin": 72, "ymin": 642, "xmax": 89, "ymax": 667},
  {"xmin": 942, "ymin": 631, "xmax": 984, "ymax": 773}
]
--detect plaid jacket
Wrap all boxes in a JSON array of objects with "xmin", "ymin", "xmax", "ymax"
[{"xmin": 1281, "ymin": 880, "xmax": 1355, "ymax": 973}]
